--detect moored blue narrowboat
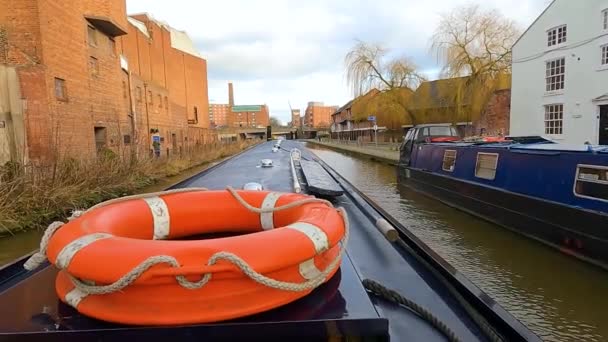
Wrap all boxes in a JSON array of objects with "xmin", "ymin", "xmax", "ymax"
[{"xmin": 398, "ymin": 125, "xmax": 608, "ymax": 270}]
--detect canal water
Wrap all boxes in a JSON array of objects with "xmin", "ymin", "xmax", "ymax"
[
  {"xmin": 2, "ymin": 143, "xmax": 606, "ymax": 341},
  {"xmin": 306, "ymin": 143, "xmax": 608, "ymax": 342}
]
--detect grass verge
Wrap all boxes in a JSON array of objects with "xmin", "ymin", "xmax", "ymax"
[{"xmin": 0, "ymin": 140, "xmax": 257, "ymax": 236}]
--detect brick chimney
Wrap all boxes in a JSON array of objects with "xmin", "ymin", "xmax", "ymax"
[{"xmin": 228, "ymin": 82, "xmax": 234, "ymax": 107}]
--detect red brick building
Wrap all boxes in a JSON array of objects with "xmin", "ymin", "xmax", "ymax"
[
  {"xmin": 410, "ymin": 76, "xmax": 511, "ymax": 137},
  {"xmin": 304, "ymin": 102, "xmax": 337, "ymax": 128},
  {"xmin": 0, "ymin": 0, "xmax": 211, "ymax": 163},
  {"xmin": 0, "ymin": 0, "xmax": 131, "ymax": 161},
  {"xmin": 209, "ymin": 104, "xmax": 230, "ymax": 127},
  {"xmin": 217, "ymin": 82, "xmax": 270, "ymax": 128},
  {"xmin": 121, "ymin": 13, "xmax": 212, "ymax": 153}
]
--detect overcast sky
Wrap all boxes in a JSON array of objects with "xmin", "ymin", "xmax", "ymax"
[{"xmin": 127, "ymin": 0, "xmax": 552, "ymax": 124}]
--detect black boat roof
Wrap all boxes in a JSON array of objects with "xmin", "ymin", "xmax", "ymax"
[{"xmin": 0, "ymin": 140, "xmax": 539, "ymax": 341}]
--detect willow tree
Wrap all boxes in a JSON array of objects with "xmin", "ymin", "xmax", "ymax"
[
  {"xmin": 345, "ymin": 41, "xmax": 425, "ymax": 125},
  {"xmin": 431, "ymin": 4, "xmax": 520, "ymax": 130}
]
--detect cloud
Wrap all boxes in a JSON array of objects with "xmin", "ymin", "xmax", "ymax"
[{"xmin": 127, "ymin": 0, "xmax": 550, "ymax": 124}]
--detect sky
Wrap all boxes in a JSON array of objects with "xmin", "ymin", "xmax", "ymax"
[{"xmin": 126, "ymin": 0, "xmax": 553, "ymax": 125}]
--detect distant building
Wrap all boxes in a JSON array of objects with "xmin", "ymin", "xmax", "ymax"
[
  {"xmin": 304, "ymin": 102, "xmax": 338, "ymax": 128},
  {"xmin": 229, "ymin": 105, "xmax": 270, "ymax": 128},
  {"xmin": 410, "ymin": 76, "xmax": 511, "ymax": 137},
  {"xmin": 209, "ymin": 104, "xmax": 230, "ymax": 127},
  {"xmin": 510, "ymin": 0, "xmax": 608, "ymax": 144},
  {"xmin": 216, "ymin": 83, "xmax": 270, "ymax": 128},
  {"xmin": 291, "ymin": 109, "xmax": 301, "ymax": 127},
  {"xmin": 331, "ymin": 89, "xmax": 380, "ymax": 140}
]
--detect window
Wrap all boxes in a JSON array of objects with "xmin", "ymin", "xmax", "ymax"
[
  {"xmin": 158, "ymin": 95, "xmax": 162, "ymax": 108},
  {"xmin": 122, "ymin": 81, "xmax": 127, "ymax": 99},
  {"xmin": 602, "ymin": 45, "xmax": 608, "ymax": 65},
  {"xmin": 544, "ymin": 104, "xmax": 563, "ymax": 135},
  {"xmin": 547, "ymin": 25, "xmax": 566, "ymax": 47},
  {"xmin": 603, "ymin": 9, "xmax": 608, "ymax": 30},
  {"xmin": 54, "ymin": 78, "xmax": 67, "ymax": 101},
  {"xmin": 136, "ymin": 87, "xmax": 142, "ymax": 102},
  {"xmin": 546, "ymin": 58, "xmax": 565, "ymax": 91},
  {"xmin": 164, "ymin": 96, "xmax": 169, "ymax": 111},
  {"xmin": 148, "ymin": 91, "xmax": 153, "ymax": 105},
  {"xmin": 109, "ymin": 37, "xmax": 116, "ymax": 55},
  {"xmin": 123, "ymin": 135, "xmax": 131, "ymax": 144},
  {"xmin": 442, "ymin": 150, "xmax": 457, "ymax": 172},
  {"xmin": 87, "ymin": 25, "xmax": 97, "ymax": 47},
  {"xmin": 429, "ymin": 126, "xmax": 458, "ymax": 137},
  {"xmin": 475, "ymin": 153, "xmax": 498, "ymax": 180},
  {"xmin": 574, "ymin": 165, "xmax": 608, "ymax": 201},
  {"xmin": 89, "ymin": 56, "xmax": 99, "ymax": 76}
]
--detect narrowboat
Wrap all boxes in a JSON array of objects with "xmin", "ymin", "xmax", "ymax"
[
  {"xmin": 0, "ymin": 140, "xmax": 538, "ymax": 341},
  {"xmin": 398, "ymin": 124, "xmax": 608, "ymax": 270}
]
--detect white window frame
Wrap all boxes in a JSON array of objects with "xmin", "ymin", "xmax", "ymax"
[
  {"xmin": 603, "ymin": 9, "xmax": 608, "ymax": 31},
  {"xmin": 442, "ymin": 150, "xmax": 457, "ymax": 172},
  {"xmin": 602, "ymin": 44, "xmax": 608, "ymax": 66},
  {"xmin": 573, "ymin": 164, "xmax": 608, "ymax": 203},
  {"xmin": 544, "ymin": 104, "xmax": 564, "ymax": 136},
  {"xmin": 545, "ymin": 57, "xmax": 565, "ymax": 92},
  {"xmin": 474, "ymin": 153, "xmax": 499, "ymax": 180},
  {"xmin": 547, "ymin": 25, "xmax": 567, "ymax": 47}
]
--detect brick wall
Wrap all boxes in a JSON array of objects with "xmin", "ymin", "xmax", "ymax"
[
  {"xmin": 475, "ymin": 89, "xmax": 511, "ymax": 136},
  {"xmin": 1, "ymin": 1, "xmax": 212, "ymax": 162},
  {"xmin": 121, "ymin": 14, "xmax": 211, "ymax": 154}
]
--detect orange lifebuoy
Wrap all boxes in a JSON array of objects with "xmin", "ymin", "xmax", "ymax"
[{"xmin": 44, "ymin": 189, "xmax": 347, "ymax": 325}]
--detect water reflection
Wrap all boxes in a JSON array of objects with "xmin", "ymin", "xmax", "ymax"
[{"xmin": 307, "ymin": 143, "xmax": 608, "ymax": 342}]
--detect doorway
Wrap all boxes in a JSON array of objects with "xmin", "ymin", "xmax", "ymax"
[
  {"xmin": 94, "ymin": 127, "xmax": 107, "ymax": 152},
  {"xmin": 600, "ymin": 105, "xmax": 608, "ymax": 145}
]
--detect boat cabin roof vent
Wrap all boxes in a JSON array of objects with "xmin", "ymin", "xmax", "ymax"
[
  {"xmin": 261, "ymin": 159, "xmax": 274, "ymax": 168},
  {"xmin": 243, "ymin": 182, "xmax": 263, "ymax": 191}
]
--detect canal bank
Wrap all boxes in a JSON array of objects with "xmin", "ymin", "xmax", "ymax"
[
  {"xmin": 306, "ymin": 140, "xmax": 399, "ymax": 165},
  {"xmin": 305, "ymin": 142, "xmax": 608, "ymax": 342},
  {"xmin": 0, "ymin": 141, "xmax": 260, "ymax": 265}
]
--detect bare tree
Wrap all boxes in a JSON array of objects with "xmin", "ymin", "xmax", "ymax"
[
  {"xmin": 269, "ymin": 117, "xmax": 283, "ymax": 128},
  {"xmin": 345, "ymin": 41, "xmax": 425, "ymax": 124},
  {"xmin": 431, "ymin": 4, "xmax": 520, "ymax": 132},
  {"xmin": 431, "ymin": 4, "xmax": 519, "ymax": 78}
]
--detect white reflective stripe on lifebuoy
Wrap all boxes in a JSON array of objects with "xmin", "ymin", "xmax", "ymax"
[
  {"xmin": 65, "ymin": 287, "xmax": 88, "ymax": 308},
  {"xmin": 299, "ymin": 258, "xmax": 322, "ymax": 280},
  {"xmin": 287, "ymin": 222, "xmax": 329, "ymax": 254},
  {"xmin": 144, "ymin": 197, "xmax": 170, "ymax": 240},
  {"xmin": 260, "ymin": 192, "xmax": 282, "ymax": 230},
  {"xmin": 56, "ymin": 233, "xmax": 113, "ymax": 269}
]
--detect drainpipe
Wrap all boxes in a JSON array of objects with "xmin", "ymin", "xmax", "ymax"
[
  {"xmin": 143, "ymin": 82, "xmax": 151, "ymax": 152},
  {"xmin": 126, "ymin": 70, "xmax": 137, "ymax": 159}
]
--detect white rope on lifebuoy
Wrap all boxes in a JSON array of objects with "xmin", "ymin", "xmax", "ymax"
[
  {"xmin": 23, "ymin": 187, "xmax": 209, "ymax": 271},
  {"xmin": 23, "ymin": 185, "xmax": 348, "ymax": 296},
  {"xmin": 68, "ymin": 207, "xmax": 349, "ymax": 295}
]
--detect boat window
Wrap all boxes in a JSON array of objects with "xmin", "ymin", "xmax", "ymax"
[
  {"xmin": 442, "ymin": 150, "xmax": 457, "ymax": 172},
  {"xmin": 475, "ymin": 153, "xmax": 498, "ymax": 180},
  {"xmin": 574, "ymin": 165, "xmax": 608, "ymax": 201},
  {"xmin": 429, "ymin": 126, "xmax": 456, "ymax": 136}
]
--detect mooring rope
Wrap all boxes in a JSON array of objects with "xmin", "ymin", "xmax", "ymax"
[{"xmin": 362, "ymin": 279, "xmax": 461, "ymax": 342}]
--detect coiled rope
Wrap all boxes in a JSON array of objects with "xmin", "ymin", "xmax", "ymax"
[
  {"xmin": 24, "ymin": 187, "xmax": 349, "ymax": 296},
  {"xmin": 363, "ymin": 279, "xmax": 460, "ymax": 342}
]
